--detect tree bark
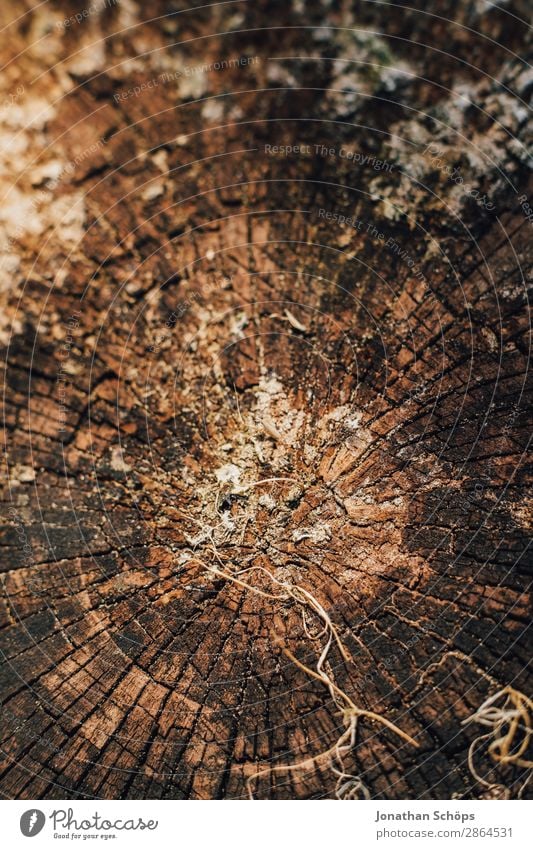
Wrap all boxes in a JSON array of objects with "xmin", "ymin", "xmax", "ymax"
[{"xmin": 0, "ymin": 0, "xmax": 531, "ymax": 800}]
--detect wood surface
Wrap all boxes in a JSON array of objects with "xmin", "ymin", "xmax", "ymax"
[{"xmin": 0, "ymin": 0, "xmax": 531, "ymax": 799}]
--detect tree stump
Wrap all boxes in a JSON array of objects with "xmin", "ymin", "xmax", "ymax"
[{"xmin": 0, "ymin": 0, "xmax": 531, "ymax": 800}]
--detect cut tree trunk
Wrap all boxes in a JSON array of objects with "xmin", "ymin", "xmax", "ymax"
[{"xmin": 0, "ymin": 0, "xmax": 531, "ymax": 800}]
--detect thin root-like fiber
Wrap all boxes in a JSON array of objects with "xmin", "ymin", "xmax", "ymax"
[
  {"xmin": 463, "ymin": 686, "xmax": 532, "ymax": 798},
  {"xmin": 186, "ymin": 554, "xmax": 418, "ymax": 799}
]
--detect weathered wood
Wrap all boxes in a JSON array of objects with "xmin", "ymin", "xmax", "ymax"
[{"xmin": 0, "ymin": 0, "xmax": 531, "ymax": 799}]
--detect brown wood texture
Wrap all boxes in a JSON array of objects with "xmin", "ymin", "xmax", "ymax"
[{"xmin": 0, "ymin": 0, "xmax": 531, "ymax": 800}]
